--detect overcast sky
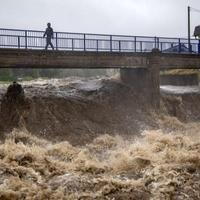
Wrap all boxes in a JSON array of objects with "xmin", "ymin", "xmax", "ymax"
[{"xmin": 0, "ymin": 0, "xmax": 200, "ymax": 38}]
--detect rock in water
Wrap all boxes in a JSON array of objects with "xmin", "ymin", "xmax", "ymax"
[{"xmin": 0, "ymin": 82, "xmax": 30, "ymax": 133}]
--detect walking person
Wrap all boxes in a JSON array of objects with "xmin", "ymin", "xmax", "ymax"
[{"xmin": 43, "ymin": 23, "xmax": 54, "ymax": 50}]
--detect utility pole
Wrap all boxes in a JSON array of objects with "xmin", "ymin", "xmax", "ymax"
[{"xmin": 188, "ymin": 6, "xmax": 191, "ymax": 52}]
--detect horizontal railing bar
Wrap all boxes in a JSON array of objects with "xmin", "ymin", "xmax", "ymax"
[
  {"xmin": 1, "ymin": 35, "xmax": 196, "ymax": 45},
  {"xmin": 0, "ymin": 35, "xmax": 159, "ymax": 44},
  {"xmin": 158, "ymin": 36, "xmax": 197, "ymax": 41},
  {"xmin": 0, "ymin": 28, "xmax": 158, "ymax": 38},
  {"xmin": 0, "ymin": 40, "xmax": 197, "ymax": 47}
]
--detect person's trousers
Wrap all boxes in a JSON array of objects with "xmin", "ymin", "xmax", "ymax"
[{"xmin": 45, "ymin": 37, "xmax": 54, "ymax": 50}]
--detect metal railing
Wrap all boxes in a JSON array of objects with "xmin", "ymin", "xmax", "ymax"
[{"xmin": 0, "ymin": 28, "xmax": 200, "ymax": 53}]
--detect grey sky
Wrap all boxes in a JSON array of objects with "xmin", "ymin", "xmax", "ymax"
[{"xmin": 0, "ymin": 0, "xmax": 200, "ymax": 38}]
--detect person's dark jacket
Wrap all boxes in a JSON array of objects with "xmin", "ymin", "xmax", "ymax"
[{"xmin": 43, "ymin": 27, "xmax": 54, "ymax": 38}]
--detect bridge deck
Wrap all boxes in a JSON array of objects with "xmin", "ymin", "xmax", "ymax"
[
  {"xmin": 0, "ymin": 28, "xmax": 200, "ymax": 69},
  {"xmin": 0, "ymin": 48, "xmax": 200, "ymax": 69}
]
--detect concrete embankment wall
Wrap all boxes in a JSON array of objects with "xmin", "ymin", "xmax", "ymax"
[{"xmin": 160, "ymin": 74, "xmax": 199, "ymax": 86}]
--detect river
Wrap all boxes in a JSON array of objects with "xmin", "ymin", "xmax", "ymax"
[{"xmin": 0, "ymin": 77, "xmax": 200, "ymax": 199}]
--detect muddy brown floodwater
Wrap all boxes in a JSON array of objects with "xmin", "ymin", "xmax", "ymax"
[{"xmin": 0, "ymin": 76, "xmax": 200, "ymax": 199}]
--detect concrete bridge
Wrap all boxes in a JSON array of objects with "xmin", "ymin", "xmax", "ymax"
[
  {"xmin": 1, "ymin": 28, "xmax": 200, "ymax": 108},
  {"xmin": 1, "ymin": 48, "xmax": 200, "ymax": 69}
]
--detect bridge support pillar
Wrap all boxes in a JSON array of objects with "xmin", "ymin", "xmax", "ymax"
[{"xmin": 120, "ymin": 61, "xmax": 160, "ymax": 108}]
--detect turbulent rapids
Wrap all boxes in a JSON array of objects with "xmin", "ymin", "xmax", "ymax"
[{"xmin": 0, "ymin": 76, "xmax": 200, "ymax": 199}]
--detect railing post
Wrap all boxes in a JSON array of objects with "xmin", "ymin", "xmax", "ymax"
[
  {"xmin": 18, "ymin": 36, "xmax": 20, "ymax": 49},
  {"xmin": 160, "ymin": 42, "xmax": 163, "ymax": 52},
  {"xmin": 157, "ymin": 37, "xmax": 159, "ymax": 49},
  {"xmin": 25, "ymin": 30, "xmax": 27, "ymax": 49},
  {"xmin": 110, "ymin": 35, "xmax": 112, "ymax": 52},
  {"xmin": 96, "ymin": 40, "xmax": 98, "ymax": 52},
  {"xmin": 56, "ymin": 32, "xmax": 58, "ymax": 50},
  {"xmin": 198, "ymin": 40, "xmax": 200, "ymax": 54},
  {"xmin": 154, "ymin": 37, "xmax": 157, "ymax": 48},
  {"xmin": 119, "ymin": 40, "xmax": 121, "ymax": 52},
  {"xmin": 140, "ymin": 41, "xmax": 142, "ymax": 52},
  {"xmin": 134, "ymin": 36, "xmax": 137, "ymax": 52},
  {"xmin": 178, "ymin": 38, "xmax": 181, "ymax": 53},
  {"xmin": 72, "ymin": 38, "xmax": 74, "ymax": 51},
  {"xmin": 189, "ymin": 43, "xmax": 192, "ymax": 53},
  {"xmin": 84, "ymin": 34, "xmax": 86, "ymax": 51}
]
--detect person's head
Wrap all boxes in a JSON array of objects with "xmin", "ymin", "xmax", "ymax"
[
  {"xmin": 13, "ymin": 81, "xmax": 17, "ymax": 84},
  {"xmin": 47, "ymin": 23, "xmax": 51, "ymax": 28}
]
